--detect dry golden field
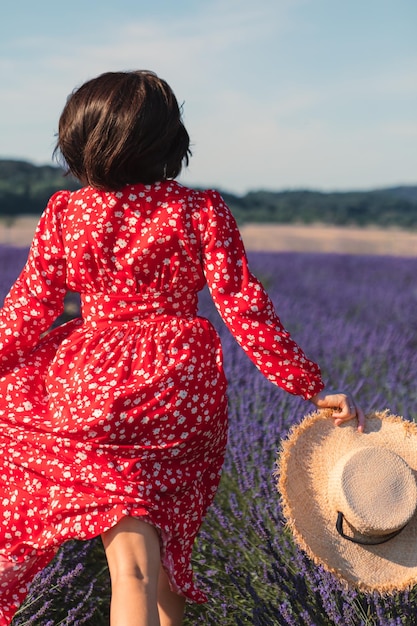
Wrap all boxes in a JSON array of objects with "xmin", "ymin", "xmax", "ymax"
[
  {"xmin": 1, "ymin": 216, "xmax": 416, "ymax": 257},
  {"xmin": 239, "ymin": 222, "xmax": 417, "ymax": 257}
]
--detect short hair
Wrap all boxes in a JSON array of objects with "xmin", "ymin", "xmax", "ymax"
[{"xmin": 54, "ymin": 70, "xmax": 192, "ymax": 190}]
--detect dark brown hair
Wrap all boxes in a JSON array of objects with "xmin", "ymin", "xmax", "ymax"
[{"xmin": 54, "ymin": 70, "xmax": 191, "ymax": 189}]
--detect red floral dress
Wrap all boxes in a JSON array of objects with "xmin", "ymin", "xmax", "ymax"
[{"xmin": 0, "ymin": 180, "xmax": 324, "ymax": 622}]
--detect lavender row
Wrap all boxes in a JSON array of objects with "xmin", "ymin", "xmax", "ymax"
[
  {"xmin": 188, "ymin": 251, "xmax": 417, "ymax": 625},
  {"xmin": 1, "ymin": 246, "xmax": 416, "ymax": 624}
]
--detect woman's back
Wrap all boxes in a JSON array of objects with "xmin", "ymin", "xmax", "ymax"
[{"xmin": 61, "ymin": 181, "xmax": 208, "ymax": 298}]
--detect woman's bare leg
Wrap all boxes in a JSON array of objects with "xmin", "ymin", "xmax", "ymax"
[
  {"xmin": 157, "ymin": 566, "xmax": 185, "ymax": 626},
  {"xmin": 102, "ymin": 516, "xmax": 161, "ymax": 626}
]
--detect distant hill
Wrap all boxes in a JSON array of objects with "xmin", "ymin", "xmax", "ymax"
[
  {"xmin": 219, "ymin": 187, "xmax": 417, "ymax": 228},
  {"xmin": 1, "ymin": 159, "xmax": 417, "ymax": 228},
  {"xmin": 0, "ymin": 159, "xmax": 79, "ymax": 216}
]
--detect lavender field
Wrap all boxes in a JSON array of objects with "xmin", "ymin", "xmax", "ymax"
[{"xmin": 2, "ymin": 245, "xmax": 417, "ymax": 625}]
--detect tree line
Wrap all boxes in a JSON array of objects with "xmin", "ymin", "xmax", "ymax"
[
  {"xmin": 1, "ymin": 159, "xmax": 417, "ymax": 228},
  {"xmin": 0, "ymin": 159, "xmax": 80, "ymax": 216}
]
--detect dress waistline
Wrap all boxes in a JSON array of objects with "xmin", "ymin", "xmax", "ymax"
[{"xmin": 80, "ymin": 291, "xmax": 198, "ymax": 323}]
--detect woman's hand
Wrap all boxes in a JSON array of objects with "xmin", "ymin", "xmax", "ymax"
[{"xmin": 309, "ymin": 388, "xmax": 365, "ymax": 432}]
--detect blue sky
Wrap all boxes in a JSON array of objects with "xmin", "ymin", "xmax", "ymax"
[{"xmin": 1, "ymin": 0, "xmax": 416, "ymax": 194}]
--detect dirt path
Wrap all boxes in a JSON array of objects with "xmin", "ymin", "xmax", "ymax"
[{"xmin": 1, "ymin": 216, "xmax": 416, "ymax": 257}]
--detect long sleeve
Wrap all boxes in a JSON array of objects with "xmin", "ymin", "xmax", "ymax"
[
  {"xmin": 0, "ymin": 191, "xmax": 69, "ymax": 369},
  {"xmin": 199, "ymin": 191, "xmax": 325, "ymax": 400}
]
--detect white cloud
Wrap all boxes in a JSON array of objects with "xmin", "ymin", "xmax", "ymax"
[{"xmin": 1, "ymin": 0, "xmax": 416, "ymax": 192}]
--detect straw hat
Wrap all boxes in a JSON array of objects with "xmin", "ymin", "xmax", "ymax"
[{"xmin": 276, "ymin": 409, "xmax": 417, "ymax": 593}]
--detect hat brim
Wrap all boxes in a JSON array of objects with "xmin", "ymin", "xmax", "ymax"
[{"xmin": 277, "ymin": 410, "xmax": 417, "ymax": 594}]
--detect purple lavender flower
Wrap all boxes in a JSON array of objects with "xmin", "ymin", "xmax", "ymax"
[
  {"xmin": 2, "ymin": 246, "xmax": 417, "ymax": 624},
  {"xmin": 11, "ymin": 539, "xmax": 109, "ymax": 625}
]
